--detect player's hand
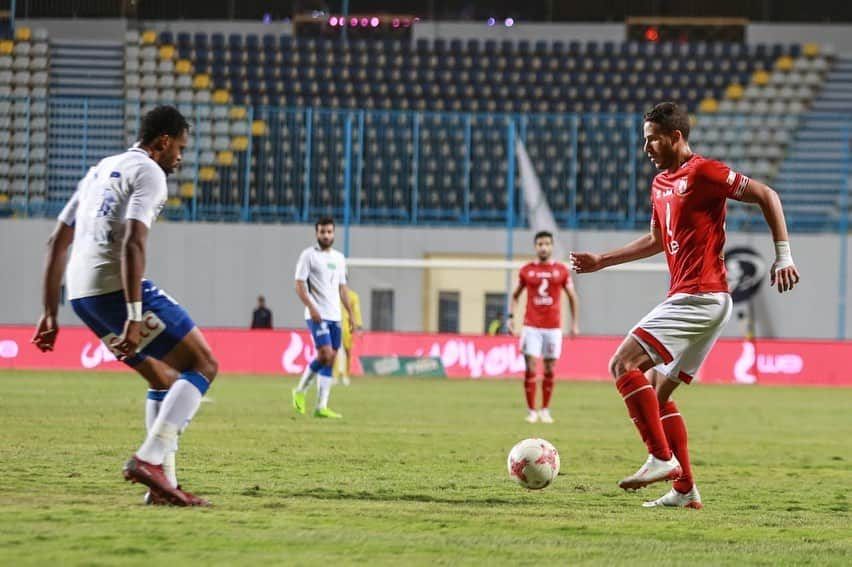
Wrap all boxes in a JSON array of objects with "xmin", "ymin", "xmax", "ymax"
[
  {"xmin": 110, "ymin": 320, "xmax": 142, "ymax": 361},
  {"xmin": 506, "ymin": 318, "xmax": 515, "ymax": 335},
  {"xmin": 308, "ymin": 307, "xmax": 322, "ymax": 323},
  {"xmin": 770, "ymin": 263, "xmax": 801, "ymax": 293},
  {"xmin": 32, "ymin": 313, "xmax": 59, "ymax": 352},
  {"xmin": 347, "ymin": 318, "xmax": 354, "ymax": 335},
  {"xmin": 570, "ymin": 251, "xmax": 604, "ymax": 274},
  {"xmin": 570, "ymin": 323, "xmax": 580, "ymax": 339}
]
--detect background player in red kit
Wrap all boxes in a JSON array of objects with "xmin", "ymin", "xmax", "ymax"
[
  {"xmin": 572, "ymin": 102, "xmax": 800, "ymax": 508},
  {"xmin": 509, "ymin": 231, "xmax": 579, "ymax": 424}
]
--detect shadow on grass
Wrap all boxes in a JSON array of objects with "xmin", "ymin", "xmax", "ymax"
[{"xmin": 266, "ymin": 486, "xmax": 517, "ymax": 506}]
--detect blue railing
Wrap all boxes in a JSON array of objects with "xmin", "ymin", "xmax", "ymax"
[{"xmin": 1, "ymin": 95, "xmax": 850, "ymax": 233}]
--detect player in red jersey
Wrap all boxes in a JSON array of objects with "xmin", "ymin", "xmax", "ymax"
[
  {"xmin": 509, "ymin": 231, "xmax": 579, "ymax": 424},
  {"xmin": 572, "ymin": 102, "xmax": 800, "ymax": 508}
]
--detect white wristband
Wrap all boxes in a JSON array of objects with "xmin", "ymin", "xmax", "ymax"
[
  {"xmin": 126, "ymin": 301, "xmax": 143, "ymax": 322},
  {"xmin": 774, "ymin": 241, "xmax": 794, "ymax": 269}
]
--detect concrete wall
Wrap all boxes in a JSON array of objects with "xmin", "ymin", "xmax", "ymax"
[
  {"xmin": 18, "ymin": 19, "xmax": 852, "ymax": 52},
  {"xmin": 0, "ymin": 218, "xmax": 845, "ymax": 339}
]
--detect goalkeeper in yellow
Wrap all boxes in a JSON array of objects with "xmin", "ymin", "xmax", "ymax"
[{"xmin": 335, "ymin": 285, "xmax": 363, "ymax": 385}]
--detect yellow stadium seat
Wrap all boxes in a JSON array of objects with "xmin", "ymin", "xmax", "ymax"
[
  {"xmin": 217, "ymin": 151, "xmax": 235, "ymax": 166},
  {"xmin": 198, "ymin": 167, "xmax": 217, "ymax": 182},
  {"xmin": 175, "ymin": 59, "xmax": 192, "ymax": 74},
  {"xmin": 212, "ymin": 89, "xmax": 230, "ymax": 104},
  {"xmin": 0, "ymin": 40, "xmax": 13, "ymax": 55},
  {"xmin": 192, "ymin": 74, "xmax": 211, "ymax": 90},
  {"xmin": 752, "ymin": 70, "xmax": 770, "ymax": 86},
  {"xmin": 158, "ymin": 45, "xmax": 175, "ymax": 60},
  {"xmin": 180, "ymin": 183, "xmax": 195, "ymax": 198},
  {"xmin": 228, "ymin": 106, "xmax": 247, "ymax": 120},
  {"xmin": 166, "ymin": 197, "xmax": 182, "ymax": 208},
  {"xmin": 141, "ymin": 30, "xmax": 157, "ymax": 45},
  {"xmin": 231, "ymin": 136, "xmax": 249, "ymax": 151},
  {"xmin": 698, "ymin": 98, "xmax": 719, "ymax": 113},
  {"xmin": 775, "ymin": 56, "xmax": 794, "ymax": 72},
  {"xmin": 803, "ymin": 43, "xmax": 820, "ymax": 57},
  {"xmin": 251, "ymin": 120, "xmax": 267, "ymax": 136},
  {"xmin": 0, "ymin": 194, "xmax": 9, "ymax": 204},
  {"xmin": 724, "ymin": 83, "xmax": 744, "ymax": 100},
  {"xmin": 15, "ymin": 27, "xmax": 31, "ymax": 42}
]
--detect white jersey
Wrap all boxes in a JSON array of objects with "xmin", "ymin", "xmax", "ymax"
[
  {"xmin": 294, "ymin": 245, "xmax": 347, "ymax": 321},
  {"xmin": 58, "ymin": 147, "xmax": 168, "ymax": 300}
]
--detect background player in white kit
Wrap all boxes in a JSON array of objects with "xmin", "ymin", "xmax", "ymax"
[
  {"xmin": 32, "ymin": 106, "xmax": 216, "ymax": 506},
  {"xmin": 291, "ymin": 217, "xmax": 354, "ymax": 419}
]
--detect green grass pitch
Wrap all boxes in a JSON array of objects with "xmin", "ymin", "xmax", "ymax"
[{"xmin": 1, "ymin": 370, "xmax": 850, "ymax": 566}]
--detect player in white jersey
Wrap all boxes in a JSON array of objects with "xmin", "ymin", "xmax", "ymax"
[
  {"xmin": 291, "ymin": 217, "xmax": 354, "ymax": 419},
  {"xmin": 32, "ymin": 106, "xmax": 215, "ymax": 507}
]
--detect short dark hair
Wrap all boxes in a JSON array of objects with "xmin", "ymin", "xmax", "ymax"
[
  {"xmin": 534, "ymin": 230, "xmax": 553, "ymax": 243},
  {"xmin": 138, "ymin": 105, "xmax": 190, "ymax": 145},
  {"xmin": 643, "ymin": 102, "xmax": 690, "ymax": 141},
  {"xmin": 315, "ymin": 216, "xmax": 335, "ymax": 230}
]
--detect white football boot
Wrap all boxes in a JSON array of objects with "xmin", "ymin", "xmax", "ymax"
[
  {"xmin": 618, "ymin": 454, "xmax": 682, "ymax": 490},
  {"xmin": 642, "ymin": 485, "xmax": 703, "ymax": 509},
  {"xmin": 524, "ymin": 410, "xmax": 539, "ymax": 423},
  {"xmin": 538, "ymin": 408, "xmax": 554, "ymax": 423}
]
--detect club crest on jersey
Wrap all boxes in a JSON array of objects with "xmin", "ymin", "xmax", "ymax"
[{"xmin": 676, "ymin": 179, "xmax": 689, "ymax": 195}]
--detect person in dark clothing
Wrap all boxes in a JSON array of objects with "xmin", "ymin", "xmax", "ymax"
[{"xmin": 251, "ymin": 295, "xmax": 273, "ymax": 329}]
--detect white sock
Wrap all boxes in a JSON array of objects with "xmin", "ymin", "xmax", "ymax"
[
  {"xmin": 317, "ymin": 375, "xmax": 333, "ymax": 409},
  {"xmin": 145, "ymin": 396, "xmax": 163, "ymax": 431},
  {"xmin": 137, "ymin": 379, "xmax": 204, "ymax": 465},
  {"xmin": 297, "ymin": 364, "xmax": 318, "ymax": 393},
  {"xmin": 144, "ymin": 390, "xmax": 177, "ymax": 486}
]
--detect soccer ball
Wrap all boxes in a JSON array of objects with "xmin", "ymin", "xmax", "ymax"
[{"xmin": 507, "ymin": 438, "xmax": 560, "ymax": 490}]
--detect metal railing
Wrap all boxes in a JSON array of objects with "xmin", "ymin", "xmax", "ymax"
[{"xmin": 1, "ymin": 95, "xmax": 850, "ymax": 234}]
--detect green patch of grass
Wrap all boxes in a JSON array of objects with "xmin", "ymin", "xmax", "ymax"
[{"xmin": 1, "ymin": 371, "xmax": 850, "ymax": 566}]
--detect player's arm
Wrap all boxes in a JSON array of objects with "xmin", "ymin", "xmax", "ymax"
[
  {"xmin": 294, "ymin": 250, "xmax": 322, "ymax": 322},
  {"xmin": 111, "ymin": 164, "xmax": 166, "ymax": 360},
  {"xmin": 564, "ymin": 282, "xmax": 579, "ymax": 338},
  {"xmin": 32, "ymin": 221, "xmax": 75, "ymax": 351},
  {"xmin": 295, "ymin": 280, "xmax": 321, "ymax": 322},
  {"xmin": 571, "ymin": 222, "xmax": 664, "ymax": 274},
  {"xmin": 508, "ymin": 279, "xmax": 525, "ymax": 334},
  {"xmin": 111, "ymin": 219, "xmax": 148, "ymax": 360},
  {"xmin": 339, "ymin": 284, "xmax": 354, "ymax": 333},
  {"xmin": 738, "ymin": 179, "xmax": 800, "ymax": 293}
]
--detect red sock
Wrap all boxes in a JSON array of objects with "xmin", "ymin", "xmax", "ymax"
[
  {"xmin": 615, "ymin": 370, "xmax": 672, "ymax": 460},
  {"xmin": 524, "ymin": 370, "xmax": 536, "ymax": 410},
  {"xmin": 661, "ymin": 400, "xmax": 693, "ymax": 493},
  {"xmin": 542, "ymin": 370, "xmax": 554, "ymax": 408}
]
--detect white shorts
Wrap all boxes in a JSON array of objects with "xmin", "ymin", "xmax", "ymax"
[
  {"xmin": 520, "ymin": 326, "xmax": 563, "ymax": 359},
  {"xmin": 631, "ymin": 292, "xmax": 732, "ymax": 384}
]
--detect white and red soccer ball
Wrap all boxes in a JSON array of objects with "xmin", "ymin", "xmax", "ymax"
[{"xmin": 507, "ymin": 438, "xmax": 560, "ymax": 490}]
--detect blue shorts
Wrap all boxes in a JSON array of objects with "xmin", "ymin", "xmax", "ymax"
[
  {"xmin": 71, "ymin": 280, "xmax": 196, "ymax": 367},
  {"xmin": 307, "ymin": 319, "xmax": 342, "ymax": 351}
]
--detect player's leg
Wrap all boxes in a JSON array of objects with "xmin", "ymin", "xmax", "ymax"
[
  {"xmin": 609, "ymin": 333, "xmax": 680, "ymax": 490},
  {"xmin": 121, "ymin": 282, "xmax": 215, "ymax": 506},
  {"xmin": 538, "ymin": 329, "xmax": 562, "ymax": 423},
  {"xmin": 293, "ymin": 320, "xmax": 328, "ymax": 413},
  {"xmin": 539, "ymin": 359, "xmax": 556, "ymax": 423},
  {"xmin": 314, "ymin": 321, "xmax": 343, "ymax": 418},
  {"xmin": 520, "ymin": 327, "xmax": 542, "ymax": 422},
  {"xmin": 640, "ymin": 369, "xmax": 702, "ymax": 509},
  {"xmin": 643, "ymin": 294, "xmax": 731, "ymax": 507},
  {"xmin": 342, "ymin": 339, "xmax": 353, "ymax": 385}
]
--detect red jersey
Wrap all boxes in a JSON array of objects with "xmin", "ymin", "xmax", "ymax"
[
  {"xmin": 518, "ymin": 261, "xmax": 572, "ymax": 329},
  {"xmin": 650, "ymin": 154, "xmax": 748, "ymax": 296}
]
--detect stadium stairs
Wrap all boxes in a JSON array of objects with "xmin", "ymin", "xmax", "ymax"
[
  {"xmin": 775, "ymin": 55, "xmax": 852, "ymax": 231},
  {"xmin": 47, "ymin": 39, "xmax": 125, "ymax": 206}
]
